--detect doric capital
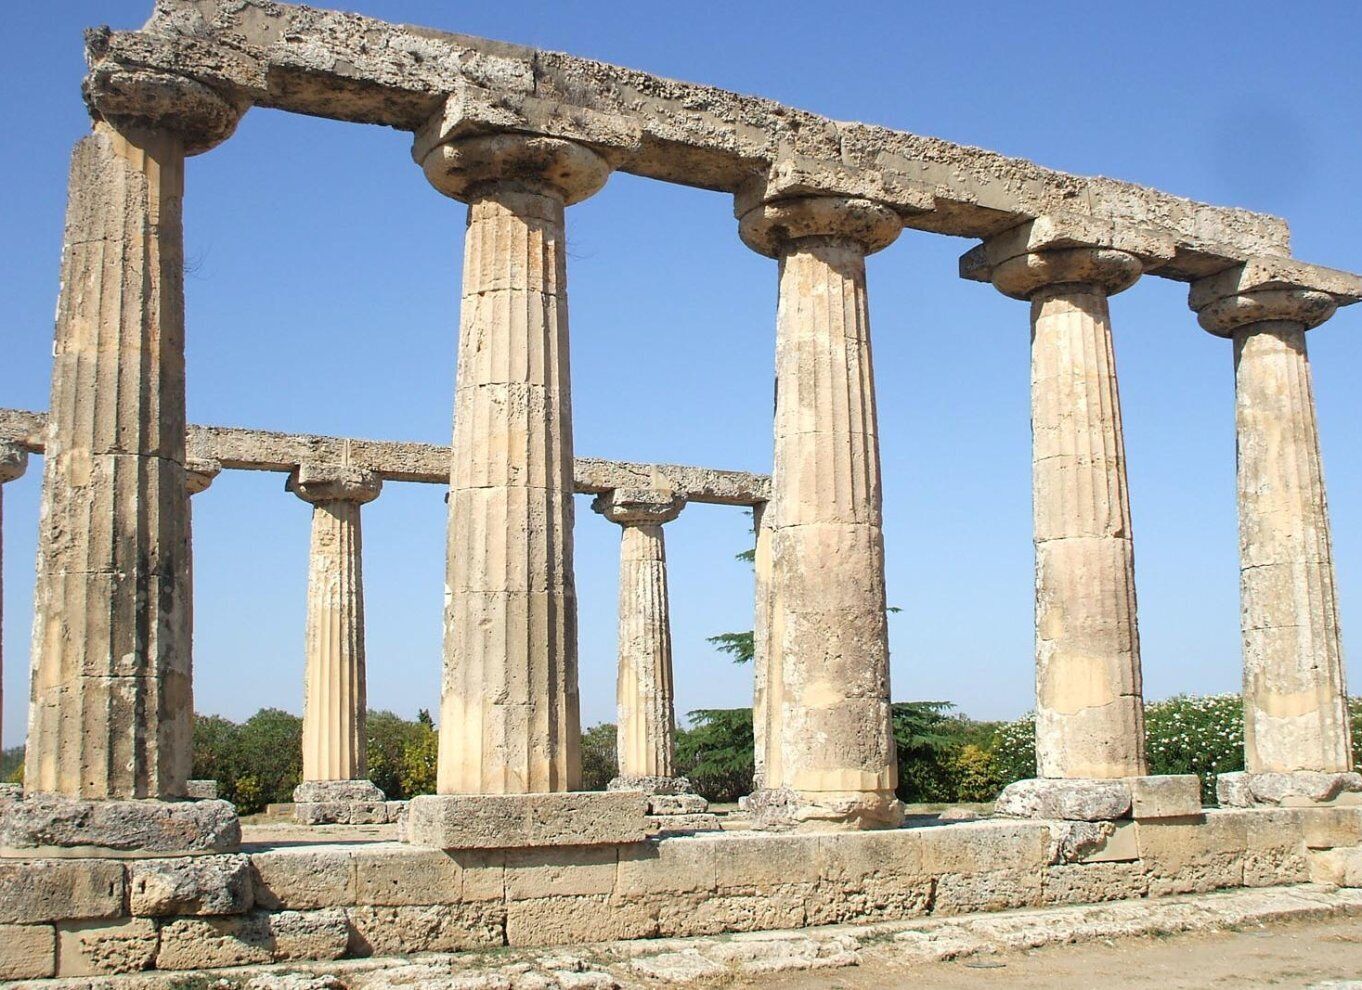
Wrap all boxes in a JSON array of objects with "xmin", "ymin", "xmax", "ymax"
[
  {"xmin": 592, "ymin": 487, "xmax": 685, "ymax": 527},
  {"xmin": 287, "ymin": 464, "xmax": 382, "ymax": 506},
  {"xmin": 420, "ymin": 133, "xmax": 610, "ymax": 206},
  {"xmin": 961, "ymin": 215, "xmax": 1175, "ymax": 301},
  {"xmin": 82, "ymin": 37, "xmax": 248, "ymax": 156},
  {"xmin": 738, "ymin": 195, "xmax": 902, "ymax": 258},
  {"xmin": 0, "ymin": 442, "xmax": 28, "ymax": 485},
  {"xmin": 1189, "ymin": 256, "xmax": 1361, "ymax": 338},
  {"xmin": 185, "ymin": 458, "xmax": 222, "ymax": 496}
]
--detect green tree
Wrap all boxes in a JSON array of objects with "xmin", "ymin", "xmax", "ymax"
[
  {"xmin": 367, "ymin": 709, "xmax": 428, "ymax": 799},
  {"xmin": 233, "ymin": 708, "xmax": 302, "ymax": 813},
  {"xmin": 581, "ymin": 723, "xmax": 619, "ymax": 791},
  {"xmin": 675, "ymin": 708, "xmax": 754, "ymax": 802},
  {"xmin": 1, "ymin": 744, "xmax": 25, "ymax": 784},
  {"xmin": 398, "ymin": 717, "xmax": 438, "ymax": 797},
  {"xmin": 891, "ymin": 701, "xmax": 960, "ymax": 803}
]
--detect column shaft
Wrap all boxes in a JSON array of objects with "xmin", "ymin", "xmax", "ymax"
[
  {"xmin": 440, "ymin": 187, "xmax": 580, "ymax": 794},
  {"xmin": 765, "ymin": 236, "xmax": 898, "ymax": 813},
  {"xmin": 26, "ymin": 124, "xmax": 193, "ymax": 799},
  {"xmin": 616, "ymin": 522, "xmax": 676, "ymax": 779},
  {"xmin": 1234, "ymin": 322, "xmax": 1351, "ymax": 773},
  {"xmin": 1030, "ymin": 285, "xmax": 1147, "ymax": 779},
  {"xmin": 750, "ymin": 500, "xmax": 776, "ymax": 790},
  {"xmin": 302, "ymin": 499, "xmax": 370, "ymax": 781}
]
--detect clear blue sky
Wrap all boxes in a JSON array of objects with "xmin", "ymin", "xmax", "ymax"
[{"xmin": 3, "ymin": 2, "xmax": 1361, "ymax": 747}]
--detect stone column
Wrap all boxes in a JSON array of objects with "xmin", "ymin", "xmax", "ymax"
[
  {"xmin": 736, "ymin": 195, "xmax": 905, "ymax": 831},
  {"xmin": 1191, "ymin": 265, "xmax": 1362, "ymax": 807},
  {"xmin": 8, "ymin": 64, "xmax": 245, "ymax": 855},
  {"xmin": 591, "ymin": 489, "xmax": 709, "ymax": 818},
  {"xmin": 286, "ymin": 465, "xmax": 387, "ymax": 818},
  {"xmin": 405, "ymin": 132, "xmax": 651, "ymax": 850},
  {"xmin": 0, "ymin": 444, "xmax": 29, "ymax": 759},
  {"xmin": 750, "ymin": 499, "xmax": 774, "ymax": 792},
  {"xmin": 964, "ymin": 223, "xmax": 1200, "ymax": 821}
]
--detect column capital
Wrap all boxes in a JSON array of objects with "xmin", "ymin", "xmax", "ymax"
[
  {"xmin": 738, "ymin": 195, "xmax": 902, "ymax": 259},
  {"xmin": 82, "ymin": 39, "xmax": 248, "ymax": 156},
  {"xmin": 961, "ymin": 215, "xmax": 1175, "ymax": 301},
  {"xmin": 419, "ymin": 132, "xmax": 610, "ymax": 206},
  {"xmin": 287, "ymin": 464, "xmax": 382, "ymax": 506},
  {"xmin": 0, "ymin": 443, "xmax": 28, "ymax": 485},
  {"xmin": 185, "ymin": 458, "xmax": 222, "ymax": 496},
  {"xmin": 592, "ymin": 487, "xmax": 685, "ymax": 527},
  {"xmin": 1189, "ymin": 256, "xmax": 1361, "ymax": 338}
]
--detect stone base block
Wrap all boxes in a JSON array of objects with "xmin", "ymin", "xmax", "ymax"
[
  {"xmin": 1217, "ymin": 771, "xmax": 1362, "ymax": 808},
  {"xmin": 997, "ymin": 776, "xmax": 1202, "ymax": 822},
  {"xmin": 744, "ymin": 787, "xmax": 906, "ymax": 831},
  {"xmin": 403, "ymin": 792, "xmax": 650, "ymax": 849},
  {"xmin": 649, "ymin": 813, "xmax": 722, "ymax": 834},
  {"xmin": 186, "ymin": 779, "xmax": 219, "ymax": 800},
  {"xmin": 608, "ymin": 775, "xmax": 696, "ymax": 796},
  {"xmin": 0, "ymin": 794, "xmax": 240, "ymax": 857},
  {"xmin": 648, "ymin": 793, "xmax": 711, "ymax": 815},
  {"xmin": 295, "ymin": 801, "xmax": 405, "ymax": 826},
  {"xmin": 293, "ymin": 779, "xmax": 386, "ymax": 803}
]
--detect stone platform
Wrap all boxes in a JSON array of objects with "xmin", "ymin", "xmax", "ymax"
[
  {"xmin": 2, "ymin": 805, "xmax": 1360, "ymax": 979},
  {"xmin": 0, "ymin": 793, "xmax": 241, "ymax": 858},
  {"xmin": 1217, "ymin": 770, "xmax": 1362, "ymax": 808},
  {"xmin": 403, "ymin": 792, "xmax": 652, "ymax": 849}
]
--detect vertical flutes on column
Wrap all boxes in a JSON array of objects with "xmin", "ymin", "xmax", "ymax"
[
  {"xmin": 11, "ymin": 58, "xmax": 246, "ymax": 855},
  {"xmin": 736, "ymin": 195, "xmax": 904, "ymax": 830},
  {"xmin": 1190, "ymin": 259, "xmax": 1362, "ymax": 807},
  {"xmin": 287, "ymin": 465, "xmax": 387, "ymax": 820},
  {"xmin": 0, "ymin": 443, "xmax": 29, "ymax": 757}
]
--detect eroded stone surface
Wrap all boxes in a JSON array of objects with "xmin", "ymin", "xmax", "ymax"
[
  {"xmin": 1218, "ymin": 771, "xmax": 1362, "ymax": 808},
  {"xmin": 995, "ymin": 778, "xmax": 1132, "ymax": 822},
  {"xmin": 129, "ymin": 853, "xmax": 254, "ymax": 916},
  {"xmin": 0, "ymin": 795, "xmax": 241, "ymax": 855},
  {"xmin": 404, "ymin": 792, "xmax": 650, "ymax": 849}
]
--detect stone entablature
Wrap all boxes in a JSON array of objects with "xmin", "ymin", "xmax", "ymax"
[
  {"xmin": 94, "ymin": 0, "xmax": 1310, "ymax": 278},
  {"xmin": 0, "ymin": 408, "xmax": 771, "ymax": 506}
]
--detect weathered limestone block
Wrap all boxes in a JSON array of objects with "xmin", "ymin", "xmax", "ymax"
[
  {"xmin": 289, "ymin": 465, "xmax": 382, "ymax": 790},
  {"xmin": 56, "ymin": 917, "xmax": 158, "ymax": 976},
  {"xmin": 1043, "ymin": 862, "xmax": 1150, "ymax": 905},
  {"xmin": 616, "ymin": 838, "xmax": 719, "ymax": 896},
  {"xmin": 649, "ymin": 812, "xmax": 722, "ymax": 833},
  {"xmin": 1310, "ymin": 846, "xmax": 1362, "ymax": 886},
  {"xmin": 647, "ymin": 794, "xmax": 711, "ymax": 816},
  {"xmin": 1128, "ymin": 774, "xmax": 1203, "ymax": 819},
  {"xmin": 404, "ymin": 792, "xmax": 649, "ymax": 849},
  {"xmin": 1302, "ymin": 806, "xmax": 1362, "ymax": 850},
  {"xmin": 0, "ymin": 923, "xmax": 56, "ymax": 980},
  {"xmin": 250, "ymin": 847, "xmax": 356, "ymax": 911},
  {"xmin": 351, "ymin": 844, "xmax": 493, "ymax": 905},
  {"xmin": 0, "ymin": 859, "xmax": 124, "ymax": 924},
  {"xmin": 422, "ymin": 134, "xmax": 610, "ymax": 796},
  {"xmin": 593, "ymin": 489, "xmax": 685, "ymax": 786},
  {"xmin": 24, "ymin": 62, "xmax": 242, "ymax": 807},
  {"xmin": 345, "ymin": 902, "xmax": 505, "ymax": 956},
  {"xmin": 738, "ymin": 196, "xmax": 903, "ymax": 831},
  {"xmin": 128, "ymin": 853, "xmax": 253, "ymax": 916},
  {"xmin": 995, "ymin": 778, "xmax": 1131, "ymax": 821},
  {"xmin": 504, "ymin": 844, "xmax": 618, "ymax": 900},
  {"xmin": 1242, "ymin": 808, "xmax": 1312, "ymax": 887},
  {"xmin": 185, "ymin": 779, "xmax": 219, "ymax": 800},
  {"xmin": 155, "ymin": 909, "xmax": 349, "ymax": 969},
  {"xmin": 1046, "ymin": 820, "xmax": 1138, "ymax": 864},
  {"xmin": 507, "ymin": 894, "xmax": 659, "ymax": 945},
  {"xmin": 809, "ymin": 832, "xmax": 933, "ymax": 925},
  {"xmin": 1190, "ymin": 268, "xmax": 1360, "ymax": 782},
  {"xmin": 1135, "ymin": 811, "xmax": 1249, "ymax": 895},
  {"xmin": 933, "ymin": 869, "xmax": 1044, "ymax": 915},
  {"xmin": 1217, "ymin": 770, "xmax": 1362, "ymax": 808},
  {"xmin": 0, "ymin": 795, "xmax": 240, "ymax": 855}
]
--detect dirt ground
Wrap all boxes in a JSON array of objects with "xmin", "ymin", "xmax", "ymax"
[{"xmin": 744, "ymin": 915, "xmax": 1362, "ymax": 989}]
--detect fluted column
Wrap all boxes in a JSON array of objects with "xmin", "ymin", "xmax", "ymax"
[
  {"xmin": 592, "ymin": 489, "xmax": 686, "ymax": 787},
  {"xmin": 0, "ymin": 444, "xmax": 29, "ymax": 753},
  {"xmin": 24, "ymin": 67, "xmax": 244, "ymax": 804},
  {"xmin": 737, "ymin": 195, "xmax": 904, "ymax": 830},
  {"xmin": 421, "ymin": 134, "xmax": 609, "ymax": 795},
  {"xmin": 1192, "ymin": 269, "xmax": 1359, "ymax": 805},
  {"xmin": 989, "ymin": 246, "xmax": 1150, "ymax": 781},
  {"xmin": 750, "ymin": 499, "xmax": 775, "ymax": 790},
  {"xmin": 287, "ymin": 465, "xmax": 382, "ymax": 786}
]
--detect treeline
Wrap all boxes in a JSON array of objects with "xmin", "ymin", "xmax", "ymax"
[{"xmin": 7, "ymin": 695, "xmax": 1361, "ymax": 811}]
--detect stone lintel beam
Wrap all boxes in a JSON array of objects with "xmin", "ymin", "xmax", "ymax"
[
  {"xmin": 0, "ymin": 409, "xmax": 769, "ymax": 507},
  {"xmin": 1189, "ymin": 256, "xmax": 1362, "ymax": 338},
  {"xmin": 959, "ymin": 214, "xmax": 1178, "ymax": 286},
  {"xmin": 733, "ymin": 154, "xmax": 936, "ymax": 222},
  {"xmin": 85, "ymin": 1, "xmax": 1314, "ymax": 278}
]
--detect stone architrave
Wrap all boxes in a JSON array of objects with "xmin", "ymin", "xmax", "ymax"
[
  {"xmin": 421, "ymin": 133, "xmax": 608, "ymax": 797},
  {"xmin": 286, "ymin": 465, "xmax": 383, "ymax": 792},
  {"xmin": 1191, "ymin": 263, "xmax": 1362, "ymax": 806},
  {"xmin": 736, "ymin": 195, "xmax": 905, "ymax": 831},
  {"xmin": 0, "ymin": 444, "xmax": 29, "ymax": 749},
  {"xmin": 17, "ymin": 64, "xmax": 246, "ymax": 851},
  {"xmin": 592, "ymin": 488, "xmax": 708, "ymax": 818}
]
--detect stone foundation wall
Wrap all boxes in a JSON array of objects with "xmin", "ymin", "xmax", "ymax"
[{"xmin": 3, "ymin": 807, "xmax": 1360, "ymax": 980}]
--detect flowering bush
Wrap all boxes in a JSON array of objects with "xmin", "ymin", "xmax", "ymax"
[{"xmin": 1143, "ymin": 694, "xmax": 1244, "ymax": 801}]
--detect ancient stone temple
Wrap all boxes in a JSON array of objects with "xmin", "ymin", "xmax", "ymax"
[{"xmin": 0, "ymin": 0, "xmax": 1359, "ymax": 980}]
